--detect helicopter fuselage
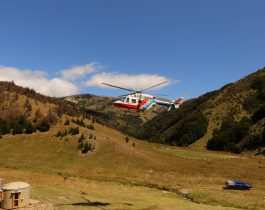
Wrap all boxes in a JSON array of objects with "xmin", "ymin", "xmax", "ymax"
[{"xmin": 113, "ymin": 93, "xmax": 183, "ymax": 112}]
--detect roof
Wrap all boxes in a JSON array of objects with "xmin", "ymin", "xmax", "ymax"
[{"xmin": 1, "ymin": 182, "xmax": 30, "ymax": 191}]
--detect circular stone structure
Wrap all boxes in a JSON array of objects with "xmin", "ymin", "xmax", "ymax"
[{"xmin": 1, "ymin": 182, "xmax": 30, "ymax": 209}]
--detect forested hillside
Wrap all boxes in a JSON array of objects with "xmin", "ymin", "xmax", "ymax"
[
  {"xmin": 4, "ymin": 67, "xmax": 264, "ymax": 154},
  {"xmin": 63, "ymin": 94, "xmax": 165, "ymax": 134},
  {"xmin": 0, "ymin": 81, "xmax": 80, "ymax": 136},
  {"xmin": 135, "ymin": 68, "xmax": 265, "ymax": 154},
  {"xmin": 134, "ymin": 92, "xmax": 215, "ymax": 146}
]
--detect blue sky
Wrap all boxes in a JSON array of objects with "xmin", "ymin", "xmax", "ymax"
[{"xmin": 0, "ymin": 0, "xmax": 264, "ymax": 98}]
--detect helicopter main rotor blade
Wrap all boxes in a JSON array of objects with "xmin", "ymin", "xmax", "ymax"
[
  {"xmin": 118, "ymin": 90, "xmax": 143, "ymax": 97},
  {"xmin": 102, "ymin": 83, "xmax": 135, "ymax": 92},
  {"xmin": 141, "ymin": 81, "xmax": 168, "ymax": 92},
  {"xmin": 118, "ymin": 91, "xmax": 141, "ymax": 97},
  {"xmin": 153, "ymin": 93, "xmax": 169, "ymax": 97}
]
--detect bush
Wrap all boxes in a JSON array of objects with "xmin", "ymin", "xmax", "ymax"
[
  {"xmin": 252, "ymin": 105, "xmax": 265, "ymax": 123},
  {"xmin": 77, "ymin": 142, "xmax": 83, "ymax": 150},
  {"xmin": 0, "ymin": 119, "xmax": 10, "ymax": 135},
  {"xmin": 82, "ymin": 142, "xmax": 92, "ymax": 154},
  {"xmin": 56, "ymin": 130, "xmax": 67, "ymax": 138},
  {"xmin": 78, "ymin": 134, "xmax": 86, "ymax": 143},
  {"xmin": 56, "ymin": 131, "xmax": 62, "ymax": 137},
  {"xmin": 262, "ymin": 128, "xmax": 265, "ymax": 141},
  {"xmin": 125, "ymin": 136, "xmax": 129, "ymax": 143},
  {"xmin": 69, "ymin": 127, "xmax": 79, "ymax": 135},
  {"xmin": 243, "ymin": 95, "xmax": 260, "ymax": 112},
  {"xmin": 12, "ymin": 124, "xmax": 23, "ymax": 135},
  {"xmin": 240, "ymin": 134, "xmax": 263, "ymax": 150},
  {"xmin": 251, "ymin": 76, "xmax": 265, "ymax": 91},
  {"xmin": 64, "ymin": 119, "xmax": 70, "ymax": 125},
  {"xmin": 25, "ymin": 122, "xmax": 35, "ymax": 134},
  {"xmin": 87, "ymin": 124, "xmax": 95, "ymax": 130},
  {"xmin": 37, "ymin": 119, "xmax": 51, "ymax": 132}
]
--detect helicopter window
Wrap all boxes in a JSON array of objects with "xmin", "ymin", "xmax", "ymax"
[
  {"xmin": 132, "ymin": 99, "xmax": 137, "ymax": 104},
  {"xmin": 126, "ymin": 98, "xmax": 129, "ymax": 103}
]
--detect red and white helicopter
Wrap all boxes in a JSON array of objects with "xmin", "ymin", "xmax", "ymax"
[{"xmin": 102, "ymin": 81, "xmax": 184, "ymax": 112}]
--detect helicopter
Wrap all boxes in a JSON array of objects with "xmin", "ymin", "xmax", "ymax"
[{"xmin": 102, "ymin": 81, "xmax": 184, "ymax": 112}]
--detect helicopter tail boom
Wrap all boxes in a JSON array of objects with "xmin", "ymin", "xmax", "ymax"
[{"xmin": 173, "ymin": 96, "xmax": 184, "ymax": 108}]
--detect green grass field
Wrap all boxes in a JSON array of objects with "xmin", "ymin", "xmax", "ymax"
[{"xmin": 0, "ymin": 120, "xmax": 264, "ymax": 210}]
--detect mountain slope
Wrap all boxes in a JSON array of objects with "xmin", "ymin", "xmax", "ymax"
[
  {"xmin": 63, "ymin": 94, "xmax": 166, "ymax": 135},
  {"xmin": 0, "ymin": 80, "xmax": 264, "ymax": 209},
  {"xmin": 135, "ymin": 67, "xmax": 265, "ymax": 153},
  {"xmin": 0, "ymin": 81, "xmax": 80, "ymax": 136},
  {"xmin": 0, "ymin": 115, "xmax": 264, "ymax": 210}
]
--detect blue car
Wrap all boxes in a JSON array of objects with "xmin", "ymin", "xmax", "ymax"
[{"xmin": 225, "ymin": 180, "xmax": 252, "ymax": 190}]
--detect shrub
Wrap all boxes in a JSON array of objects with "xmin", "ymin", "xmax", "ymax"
[
  {"xmin": 37, "ymin": 119, "xmax": 51, "ymax": 132},
  {"xmin": 240, "ymin": 134, "xmax": 263, "ymax": 150},
  {"xmin": 11, "ymin": 124, "xmax": 23, "ymax": 135},
  {"xmin": 78, "ymin": 134, "xmax": 86, "ymax": 143},
  {"xmin": 64, "ymin": 119, "xmax": 70, "ymax": 125},
  {"xmin": 0, "ymin": 119, "xmax": 10, "ymax": 135},
  {"xmin": 252, "ymin": 105, "xmax": 265, "ymax": 123},
  {"xmin": 77, "ymin": 142, "xmax": 83, "ymax": 150},
  {"xmin": 45, "ymin": 109, "xmax": 58, "ymax": 125},
  {"xmin": 56, "ymin": 131, "xmax": 62, "ymax": 137},
  {"xmin": 25, "ymin": 122, "xmax": 35, "ymax": 134},
  {"xmin": 82, "ymin": 142, "xmax": 92, "ymax": 154},
  {"xmin": 56, "ymin": 130, "xmax": 67, "ymax": 138},
  {"xmin": 251, "ymin": 76, "xmax": 265, "ymax": 91},
  {"xmin": 69, "ymin": 127, "xmax": 79, "ymax": 135},
  {"xmin": 87, "ymin": 124, "xmax": 95, "ymax": 130}
]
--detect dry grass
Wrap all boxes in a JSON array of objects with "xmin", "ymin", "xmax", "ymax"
[{"xmin": 0, "ymin": 121, "xmax": 264, "ymax": 210}]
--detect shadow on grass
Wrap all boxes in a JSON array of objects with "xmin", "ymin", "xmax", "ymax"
[
  {"xmin": 58, "ymin": 196, "xmax": 110, "ymax": 210},
  {"xmin": 72, "ymin": 201, "xmax": 110, "ymax": 207}
]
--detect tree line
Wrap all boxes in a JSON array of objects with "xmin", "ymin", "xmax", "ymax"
[
  {"xmin": 208, "ymin": 73, "xmax": 265, "ymax": 153},
  {"xmin": 0, "ymin": 115, "xmax": 51, "ymax": 137}
]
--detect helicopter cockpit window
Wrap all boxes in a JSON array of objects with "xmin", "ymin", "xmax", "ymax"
[
  {"xmin": 122, "ymin": 97, "xmax": 126, "ymax": 102},
  {"xmin": 126, "ymin": 98, "xmax": 130, "ymax": 103}
]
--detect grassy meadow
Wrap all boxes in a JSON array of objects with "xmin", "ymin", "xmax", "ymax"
[{"xmin": 0, "ymin": 119, "xmax": 264, "ymax": 210}]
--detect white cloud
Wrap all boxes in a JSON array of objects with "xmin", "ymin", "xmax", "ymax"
[
  {"xmin": 60, "ymin": 62, "xmax": 98, "ymax": 80},
  {"xmin": 83, "ymin": 72, "xmax": 172, "ymax": 90},
  {"xmin": 0, "ymin": 63, "xmax": 178, "ymax": 97},
  {"xmin": 0, "ymin": 66, "xmax": 78, "ymax": 97}
]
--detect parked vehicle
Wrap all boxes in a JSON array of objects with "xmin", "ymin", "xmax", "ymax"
[{"xmin": 225, "ymin": 180, "xmax": 252, "ymax": 190}]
